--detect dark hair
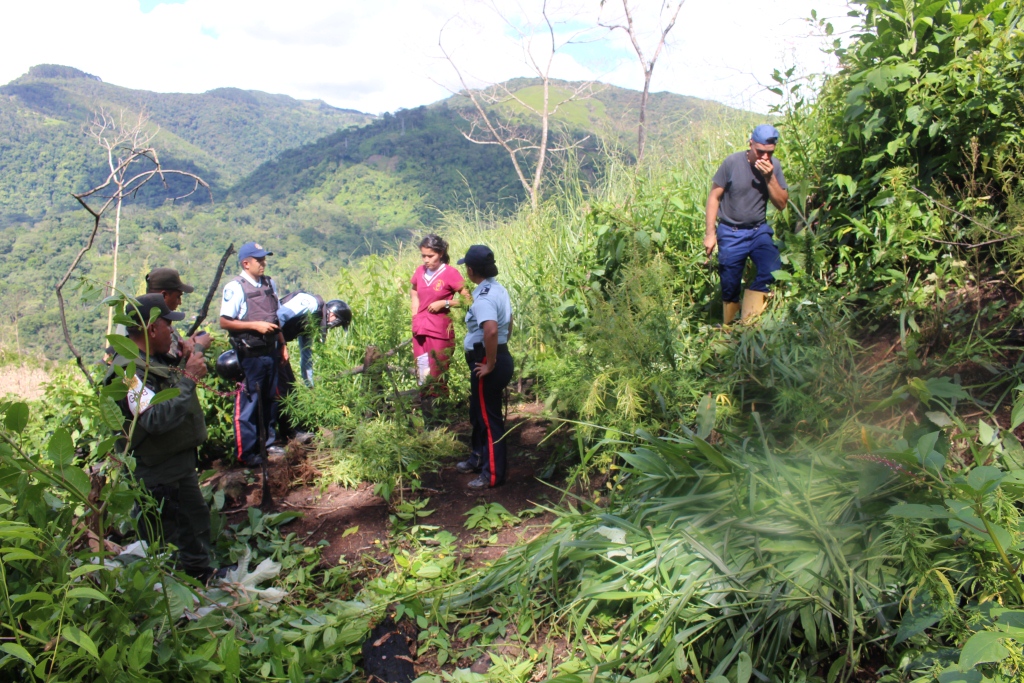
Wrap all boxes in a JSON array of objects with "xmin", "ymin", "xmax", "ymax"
[{"xmin": 418, "ymin": 234, "xmax": 450, "ymax": 264}]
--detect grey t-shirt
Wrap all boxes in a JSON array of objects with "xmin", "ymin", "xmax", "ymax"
[{"xmin": 712, "ymin": 151, "xmax": 788, "ymax": 227}]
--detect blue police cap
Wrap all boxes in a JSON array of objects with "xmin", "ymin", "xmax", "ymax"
[
  {"xmin": 457, "ymin": 245, "xmax": 496, "ymax": 270},
  {"xmin": 751, "ymin": 124, "xmax": 780, "ymax": 145},
  {"xmin": 238, "ymin": 242, "xmax": 273, "ymax": 263}
]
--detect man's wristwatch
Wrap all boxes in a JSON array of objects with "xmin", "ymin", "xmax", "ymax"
[{"xmin": 445, "ymin": 300, "xmax": 451, "ymax": 310}]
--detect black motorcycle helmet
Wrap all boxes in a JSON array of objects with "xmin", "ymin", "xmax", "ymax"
[
  {"xmin": 324, "ymin": 300, "xmax": 352, "ymax": 330},
  {"xmin": 215, "ymin": 349, "xmax": 245, "ymax": 383}
]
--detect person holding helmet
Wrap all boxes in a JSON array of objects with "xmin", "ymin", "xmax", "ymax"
[
  {"xmin": 454, "ymin": 245, "xmax": 514, "ymax": 489},
  {"xmin": 219, "ymin": 242, "xmax": 287, "ymax": 466},
  {"xmin": 104, "ymin": 294, "xmax": 219, "ymax": 583},
  {"xmin": 704, "ymin": 124, "xmax": 790, "ymax": 324},
  {"xmin": 277, "ymin": 292, "xmax": 352, "ymax": 387},
  {"xmin": 410, "ymin": 234, "xmax": 471, "ymax": 409}
]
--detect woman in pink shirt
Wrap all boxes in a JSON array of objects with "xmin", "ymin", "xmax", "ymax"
[{"xmin": 411, "ymin": 235, "xmax": 471, "ymax": 397}]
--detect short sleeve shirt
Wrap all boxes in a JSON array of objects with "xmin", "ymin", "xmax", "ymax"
[
  {"xmin": 411, "ymin": 264, "xmax": 466, "ymax": 340},
  {"xmin": 464, "ymin": 278, "xmax": 512, "ymax": 350},
  {"xmin": 278, "ymin": 292, "xmax": 319, "ymax": 326},
  {"xmin": 712, "ymin": 151, "xmax": 788, "ymax": 227},
  {"xmin": 220, "ymin": 271, "xmax": 280, "ymax": 320}
]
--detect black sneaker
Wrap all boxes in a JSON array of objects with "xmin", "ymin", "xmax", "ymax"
[
  {"xmin": 456, "ymin": 459, "xmax": 481, "ymax": 474},
  {"xmin": 240, "ymin": 454, "xmax": 263, "ymax": 467},
  {"xmin": 467, "ymin": 475, "xmax": 490, "ymax": 489}
]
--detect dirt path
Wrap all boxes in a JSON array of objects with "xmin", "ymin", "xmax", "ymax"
[{"xmin": 217, "ymin": 404, "xmax": 566, "ymax": 567}]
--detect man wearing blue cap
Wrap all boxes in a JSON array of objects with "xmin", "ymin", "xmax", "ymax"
[
  {"xmin": 219, "ymin": 242, "xmax": 288, "ymax": 465},
  {"xmin": 704, "ymin": 124, "xmax": 789, "ymax": 323}
]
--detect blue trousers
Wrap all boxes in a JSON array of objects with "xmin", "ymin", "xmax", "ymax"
[
  {"xmin": 717, "ymin": 222, "xmax": 782, "ymax": 303},
  {"xmin": 234, "ymin": 355, "xmax": 278, "ymax": 463}
]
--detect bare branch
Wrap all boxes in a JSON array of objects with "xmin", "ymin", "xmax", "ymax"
[{"xmin": 57, "ymin": 108, "xmax": 213, "ymax": 382}]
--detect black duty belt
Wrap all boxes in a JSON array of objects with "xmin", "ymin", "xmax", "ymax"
[
  {"xmin": 719, "ymin": 220, "xmax": 765, "ymax": 229},
  {"xmin": 230, "ymin": 334, "xmax": 278, "ymax": 358},
  {"xmin": 470, "ymin": 342, "xmax": 510, "ymax": 355}
]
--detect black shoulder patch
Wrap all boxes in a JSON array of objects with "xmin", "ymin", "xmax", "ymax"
[{"xmin": 478, "ymin": 285, "xmax": 491, "ymax": 296}]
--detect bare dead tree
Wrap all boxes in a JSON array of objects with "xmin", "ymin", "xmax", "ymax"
[
  {"xmin": 600, "ymin": 0, "xmax": 686, "ymax": 162},
  {"xmin": 58, "ymin": 109, "xmax": 211, "ymax": 383},
  {"xmin": 438, "ymin": 1, "xmax": 598, "ymax": 213}
]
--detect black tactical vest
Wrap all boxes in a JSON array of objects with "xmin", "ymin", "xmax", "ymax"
[{"xmin": 230, "ymin": 275, "xmax": 280, "ymax": 350}]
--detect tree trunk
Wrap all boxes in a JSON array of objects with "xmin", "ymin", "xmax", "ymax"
[
  {"xmin": 638, "ymin": 72, "xmax": 651, "ymax": 162},
  {"xmin": 105, "ymin": 195, "xmax": 123, "ymax": 336}
]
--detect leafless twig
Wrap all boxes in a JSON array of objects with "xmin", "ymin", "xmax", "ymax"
[{"xmin": 57, "ymin": 109, "xmax": 212, "ymax": 382}]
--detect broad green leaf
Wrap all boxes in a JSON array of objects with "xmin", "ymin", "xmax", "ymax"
[
  {"xmin": 977, "ymin": 420, "xmax": 997, "ymax": 446},
  {"xmin": 106, "ymin": 334, "xmax": 140, "ymax": 360},
  {"xmin": 959, "ymin": 630, "xmax": 1009, "ymax": 668},
  {"xmin": 888, "ymin": 503, "xmax": 950, "ymax": 519},
  {"xmin": 59, "ymin": 467, "xmax": 91, "ymax": 500},
  {"xmin": 323, "ymin": 626, "xmax": 338, "ymax": 649},
  {"xmin": 4, "ymin": 402, "xmax": 29, "ymax": 434},
  {"xmin": 925, "ymin": 411, "xmax": 954, "ymax": 428},
  {"xmin": 219, "ymin": 634, "xmax": 240, "ymax": 675},
  {"xmin": 100, "ymin": 397, "xmax": 125, "ymax": 432},
  {"xmin": 2, "ymin": 548, "xmax": 44, "ymax": 562},
  {"xmin": 63, "ymin": 626, "xmax": 100, "ymax": 659},
  {"xmin": 47, "ymin": 428, "xmax": 75, "ymax": 466},
  {"xmin": 736, "ymin": 653, "xmax": 751, "ymax": 683},
  {"xmin": 696, "ymin": 393, "xmax": 716, "ymax": 440},
  {"xmin": 966, "ymin": 466, "xmax": 1004, "ymax": 494},
  {"xmin": 0, "ymin": 642, "xmax": 36, "ymax": 667},
  {"xmin": 66, "ymin": 587, "xmax": 112, "ymax": 603},
  {"xmin": 148, "ymin": 387, "xmax": 180, "ymax": 408},
  {"xmin": 916, "ymin": 431, "xmax": 940, "ymax": 461},
  {"xmin": 127, "ymin": 629, "xmax": 153, "ymax": 671},
  {"xmin": 895, "ymin": 603, "xmax": 942, "ymax": 644}
]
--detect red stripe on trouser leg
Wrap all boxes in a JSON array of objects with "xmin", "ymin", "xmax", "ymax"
[
  {"xmin": 477, "ymin": 366, "xmax": 497, "ymax": 487},
  {"xmin": 234, "ymin": 382, "xmax": 244, "ymax": 460}
]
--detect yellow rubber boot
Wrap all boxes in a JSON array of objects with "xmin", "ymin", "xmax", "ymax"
[
  {"xmin": 741, "ymin": 289, "xmax": 767, "ymax": 322},
  {"xmin": 723, "ymin": 301, "xmax": 740, "ymax": 325}
]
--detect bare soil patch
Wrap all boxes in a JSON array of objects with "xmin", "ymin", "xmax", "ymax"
[
  {"xmin": 0, "ymin": 364, "xmax": 50, "ymax": 401},
  {"xmin": 213, "ymin": 403, "xmax": 568, "ymax": 568}
]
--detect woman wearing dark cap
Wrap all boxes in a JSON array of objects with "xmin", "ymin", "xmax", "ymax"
[
  {"xmin": 410, "ymin": 235, "xmax": 471, "ymax": 408},
  {"xmin": 455, "ymin": 245, "xmax": 514, "ymax": 489}
]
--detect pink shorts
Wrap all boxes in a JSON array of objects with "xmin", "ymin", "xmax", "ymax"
[{"xmin": 412, "ymin": 335, "xmax": 454, "ymax": 388}]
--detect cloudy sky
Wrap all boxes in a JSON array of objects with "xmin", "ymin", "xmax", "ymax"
[{"xmin": 0, "ymin": 0, "xmax": 856, "ymax": 115}]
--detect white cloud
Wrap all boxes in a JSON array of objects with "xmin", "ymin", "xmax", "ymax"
[{"xmin": 0, "ymin": 0, "xmax": 857, "ymax": 114}]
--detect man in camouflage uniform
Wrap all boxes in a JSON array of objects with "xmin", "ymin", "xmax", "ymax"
[{"xmin": 106, "ymin": 293, "xmax": 216, "ymax": 582}]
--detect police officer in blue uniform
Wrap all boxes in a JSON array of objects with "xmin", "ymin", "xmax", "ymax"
[
  {"xmin": 454, "ymin": 245, "xmax": 515, "ymax": 489},
  {"xmin": 219, "ymin": 242, "xmax": 287, "ymax": 465}
]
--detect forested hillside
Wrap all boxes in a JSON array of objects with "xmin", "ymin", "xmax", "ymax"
[
  {"xmin": 0, "ymin": 64, "xmax": 373, "ymax": 221},
  {"xmin": 0, "ymin": 69, "xmax": 737, "ymax": 360}
]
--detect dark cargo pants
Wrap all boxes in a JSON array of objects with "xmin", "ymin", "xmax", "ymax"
[
  {"xmin": 139, "ymin": 470, "xmax": 211, "ymax": 576},
  {"xmin": 465, "ymin": 345, "xmax": 514, "ymax": 486}
]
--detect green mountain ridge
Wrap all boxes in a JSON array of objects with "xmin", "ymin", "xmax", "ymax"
[{"xmin": 0, "ymin": 64, "xmax": 375, "ymax": 221}]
